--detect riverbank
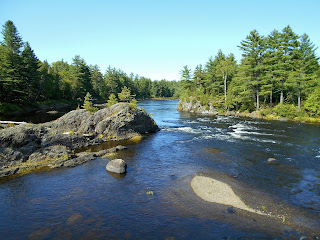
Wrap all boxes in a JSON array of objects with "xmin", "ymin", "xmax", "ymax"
[
  {"xmin": 0, "ymin": 103, "xmax": 159, "ymax": 178},
  {"xmin": 0, "ymin": 100, "xmax": 80, "ymax": 117},
  {"xmin": 178, "ymin": 100, "xmax": 320, "ymax": 124}
]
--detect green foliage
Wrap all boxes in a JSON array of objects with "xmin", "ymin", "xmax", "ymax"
[
  {"xmin": 0, "ymin": 20, "xmax": 179, "ymax": 111},
  {"xmin": 82, "ymin": 92, "xmax": 98, "ymax": 113},
  {"xmin": 129, "ymin": 98, "xmax": 137, "ymax": 108},
  {"xmin": 273, "ymin": 104, "xmax": 298, "ymax": 118},
  {"xmin": 303, "ymin": 88, "xmax": 320, "ymax": 116},
  {"xmin": 118, "ymin": 86, "xmax": 134, "ymax": 102},
  {"xmin": 178, "ymin": 25, "xmax": 320, "ymax": 119},
  {"xmin": 106, "ymin": 93, "xmax": 118, "ymax": 108}
]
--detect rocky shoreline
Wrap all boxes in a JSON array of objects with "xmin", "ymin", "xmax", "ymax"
[
  {"xmin": 177, "ymin": 100, "xmax": 266, "ymax": 119},
  {"xmin": 0, "ymin": 103, "xmax": 159, "ymax": 178},
  {"xmin": 177, "ymin": 100, "xmax": 320, "ymax": 123}
]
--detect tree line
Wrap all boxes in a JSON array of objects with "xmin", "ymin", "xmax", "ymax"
[
  {"xmin": 0, "ymin": 20, "xmax": 180, "ymax": 105},
  {"xmin": 180, "ymin": 25, "xmax": 320, "ymax": 118}
]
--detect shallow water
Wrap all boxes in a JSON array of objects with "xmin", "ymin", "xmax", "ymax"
[{"xmin": 0, "ymin": 100, "xmax": 320, "ymax": 239}]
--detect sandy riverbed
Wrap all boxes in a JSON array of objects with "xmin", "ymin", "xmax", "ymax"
[{"xmin": 191, "ymin": 176, "xmax": 265, "ymax": 215}]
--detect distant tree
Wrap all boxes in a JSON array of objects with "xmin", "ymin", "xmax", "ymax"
[
  {"xmin": 52, "ymin": 60, "xmax": 72, "ymax": 99},
  {"xmin": 72, "ymin": 55, "xmax": 92, "ymax": 98},
  {"xmin": 238, "ymin": 30, "xmax": 265, "ymax": 109},
  {"xmin": 276, "ymin": 26, "xmax": 299, "ymax": 104},
  {"xmin": 193, "ymin": 64, "xmax": 205, "ymax": 88},
  {"xmin": 38, "ymin": 60, "xmax": 59, "ymax": 100},
  {"xmin": 204, "ymin": 57, "xmax": 222, "ymax": 95},
  {"xmin": 262, "ymin": 30, "xmax": 281, "ymax": 107},
  {"xmin": 0, "ymin": 20, "xmax": 24, "ymax": 102},
  {"xmin": 215, "ymin": 50, "xmax": 237, "ymax": 104},
  {"xmin": 105, "ymin": 66, "xmax": 120, "ymax": 95},
  {"xmin": 288, "ymin": 34, "xmax": 319, "ymax": 110},
  {"xmin": 21, "ymin": 42, "xmax": 40, "ymax": 101},
  {"xmin": 180, "ymin": 65, "xmax": 192, "ymax": 90},
  {"xmin": 90, "ymin": 65, "xmax": 105, "ymax": 98}
]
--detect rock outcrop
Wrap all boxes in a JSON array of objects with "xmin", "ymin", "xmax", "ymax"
[
  {"xmin": 178, "ymin": 100, "xmax": 262, "ymax": 119},
  {"xmin": 0, "ymin": 103, "xmax": 159, "ymax": 178},
  {"xmin": 177, "ymin": 100, "xmax": 217, "ymax": 115}
]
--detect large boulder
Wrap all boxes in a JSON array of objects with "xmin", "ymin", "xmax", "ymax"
[
  {"xmin": 106, "ymin": 159, "xmax": 127, "ymax": 174},
  {"xmin": 80, "ymin": 103, "xmax": 159, "ymax": 138},
  {"xmin": 0, "ymin": 103, "xmax": 159, "ymax": 177}
]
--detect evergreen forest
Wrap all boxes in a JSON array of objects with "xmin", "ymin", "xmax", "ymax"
[
  {"xmin": 180, "ymin": 26, "xmax": 320, "ymax": 119},
  {"xmin": 0, "ymin": 20, "xmax": 180, "ymax": 112}
]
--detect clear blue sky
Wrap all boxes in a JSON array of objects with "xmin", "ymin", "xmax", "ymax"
[{"xmin": 1, "ymin": 0, "xmax": 319, "ymax": 81}]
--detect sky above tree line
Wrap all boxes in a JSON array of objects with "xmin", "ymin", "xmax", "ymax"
[{"xmin": 1, "ymin": 0, "xmax": 320, "ymax": 81}]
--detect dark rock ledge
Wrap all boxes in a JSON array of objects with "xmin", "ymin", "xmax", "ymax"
[{"xmin": 0, "ymin": 103, "xmax": 159, "ymax": 178}]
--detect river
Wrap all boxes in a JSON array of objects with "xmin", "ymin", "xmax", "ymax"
[{"xmin": 0, "ymin": 100, "xmax": 319, "ymax": 239}]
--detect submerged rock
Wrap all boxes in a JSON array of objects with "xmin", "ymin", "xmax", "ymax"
[
  {"xmin": 227, "ymin": 206, "xmax": 237, "ymax": 214},
  {"xmin": 0, "ymin": 103, "xmax": 159, "ymax": 177},
  {"xmin": 267, "ymin": 158, "xmax": 277, "ymax": 163},
  {"xmin": 106, "ymin": 159, "xmax": 127, "ymax": 174}
]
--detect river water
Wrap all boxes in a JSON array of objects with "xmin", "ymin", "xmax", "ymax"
[{"xmin": 0, "ymin": 100, "xmax": 320, "ymax": 239}]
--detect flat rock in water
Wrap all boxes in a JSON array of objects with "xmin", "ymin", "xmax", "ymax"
[
  {"xmin": 267, "ymin": 158, "xmax": 277, "ymax": 163},
  {"xmin": 106, "ymin": 159, "xmax": 127, "ymax": 174}
]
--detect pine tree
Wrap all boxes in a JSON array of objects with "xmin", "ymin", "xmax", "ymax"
[
  {"xmin": 105, "ymin": 66, "xmax": 120, "ymax": 95},
  {"xmin": 262, "ymin": 30, "xmax": 281, "ymax": 107},
  {"xmin": 180, "ymin": 65, "xmax": 192, "ymax": 90},
  {"xmin": 238, "ymin": 30, "xmax": 265, "ymax": 109},
  {"xmin": 82, "ymin": 92, "xmax": 98, "ymax": 113},
  {"xmin": 21, "ymin": 42, "xmax": 40, "ymax": 101},
  {"xmin": 0, "ymin": 20, "xmax": 24, "ymax": 102},
  {"xmin": 106, "ymin": 93, "xmax": 118, "ymax": 107},
  {"xmin": 193, "ymin": 64, "xmax": 205, "ymax": 88},
  {"xmin": 288, "ymin": 34, "xmax": 319, "ymax": 110},
  {"xmin": 90, "ymin": 65, "xmax": 105, "ymax": 98},
  {"xmin": 275, "ymin": 26, "xmax": 299, "ymax": 104},
  {"xmin": 204, "ymin": 57, "xmax": 223, "ymax": 95},
  {"xmin": 118, "ymin": 86, "xmax": 135, "ymax": 102},
  {"xmin": 72, "ymin": 55, "xmax": 91, "ymax": 98},
  {"xmin": 38, "ymin": 60, "xmax": 59, "ymax": 100}
]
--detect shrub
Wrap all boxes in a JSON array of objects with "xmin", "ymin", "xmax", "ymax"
[
  {"xmin": 303, "ymin": 89, "xmax": 320, "ymax": 117},
  {"xmin": 118, "ymin": 86, "xmax": 135, "ymax": 102},
  {"xmin": 106, "ymin": 93, "xmax": 118, "ymax": 108},
  {"xmin": 82, "ymin": 92, "xmax": 98, "ymax": 113},
  {"xmin": 129, "ymin": 98, "xmax": 137, "ymax": 109},
  {"xmin": 273, "ymin": 104, "xmax": 298, "ymax": 118},
  {"xmin": 260, "ymin": 107, "xmax": 273, "ymax": 117}
]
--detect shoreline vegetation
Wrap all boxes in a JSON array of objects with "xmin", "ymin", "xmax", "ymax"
[
  {"xmin": 0, "ymin": 20, "xmax": 181, "ymax": 117},
  {"xmin": 0, "ymin": 97, "xmax": 178, "ymax": 117},
  {"xmin": 0, "ymin": 99, "xmax": 80, "ymax": 117},
  {"xmin": 178, "ymin": 99, "xmax": 320, "ymax": 124},
  {"xmin": 179, "ymin": 25, "xmax": 320, "ymax": 121}
]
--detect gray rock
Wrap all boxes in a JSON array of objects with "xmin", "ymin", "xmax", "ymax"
[
  {"xmin": 0, "ymin": 103, "xmax": 158, "ymax": 177},
  {"xmin": 96, "ymin": 145, "xmax": 127, "ymax": 157},
  {"xmin": 106, "ymin": 159, "xmax": 127, "ymax": 174},
  {"xmin": 0, "ymin": 167, "xmax": 20, "ymax": 178},
  {"xmin": 267, "ymin": 158, "xmax": 277, "ymax": 163},
  {"xmin": 62, "ymin": 152, "xmax": 97, "ymax": 168},
  {"xmin": 28, "ymin": 145, "xmax": 72, "ymax": 164}
]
